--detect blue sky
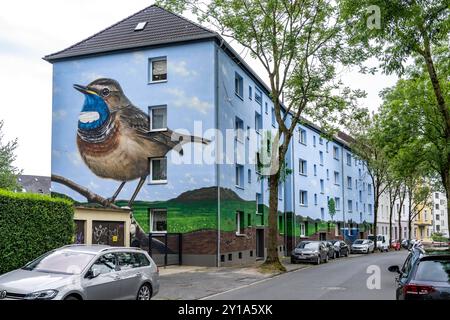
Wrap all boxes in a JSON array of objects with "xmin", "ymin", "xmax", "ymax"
[{"xmin": 0, "ymin": 0, "xmax": 398, "ymax": 176}]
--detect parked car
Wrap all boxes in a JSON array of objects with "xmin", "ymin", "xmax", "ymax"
[
  {"xmin": 323, "ymin": 241, "xmax": 337, "ymax": 259},
  {"xmin": 351, "ymin": 239, "xmax": 375, "ymax": 254},
  {"xmin": 369, "ymin": 234, "xmax": 389, "ymax": 252},
  {"xmin": 291, "ymin": 241, "xmax": 329, "ymax": 265},
  {"xmin": 329, "ymin": 240, "xmax": 349, "ymax": 258},
  {"xmin": 391, "ymin": 240, "xmax": 401, "ymax": 251},
  {"xmin": 388, "ymin": 246, "xmax": 450, "ymax": 300},
  {"xmin": 0, "ymin": 245, "xmax": 159, "ymax": 300}
]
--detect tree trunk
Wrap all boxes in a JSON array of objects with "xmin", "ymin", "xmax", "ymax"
[
  {"xmin": 389, "ymin": 204, "xmax": 393, "ymax": 248},
  {"xmin": 266, "ymin": 172, "xmax": 281, "ymax": 264},
  {"xmin": 372, "ymin": 183, "xmax": 379, "ymax": 250},
  {"xmin": 444, "ymin": 171, "xmax": 450, "ymax": 240}
]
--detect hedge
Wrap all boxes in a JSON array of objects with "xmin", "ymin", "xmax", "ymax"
[{"xmin": 0, "ymin": 189, "xmax": 74, "ymax": 274}]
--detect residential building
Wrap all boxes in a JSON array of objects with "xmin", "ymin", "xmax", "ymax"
[
  {"xmin": 45, "ymin": 5, "xmax": 374, "ymax": 266},
  {"xmin": 432, "ymin": 191, "xmax": 449, "ymax": 238},
  {"xmin": 17, "ymin": 175, "xmax": 51, "ymax": 194},
  {"xmin": 377, "ymin": 189, "xmax": 410, "ymax": 243},
  {"xmin": 413, "ymin": 200, "xmax": 433, "ymax": 242}
]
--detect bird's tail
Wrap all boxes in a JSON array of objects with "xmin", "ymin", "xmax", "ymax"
[
  {"xmin": 172, "ymin": 134, "xmax": 210, "ymax": 156},
  {"xmin": 187, "ymin": 135, "xmax": 210, "ymax": 145}
]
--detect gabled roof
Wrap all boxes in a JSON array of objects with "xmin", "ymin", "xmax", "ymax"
[
  {"xmin": 44, "ymin": 5, "xmax": 216, "ymax": 62},
  {"xmin": 17, "ymin": 175, "xmax": 51, "ymax": 194}
]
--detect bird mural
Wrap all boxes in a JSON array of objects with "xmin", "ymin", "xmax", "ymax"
[{"xmin": 74, "ymin": 78, "xmax": 209, "ymax": 207}]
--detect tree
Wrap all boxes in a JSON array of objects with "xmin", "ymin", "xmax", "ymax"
[
  {"xmin": 159, "ymin": 0, "xmax": 366, "ymax": 270},
  {"xmin": 347, "ymin": 111, "xmax": 389, "ymax": 249},
  {"xmin": 328, "ymin": 198, "xmax": 336, "ymax": 221},
  {"xmin": 342, "ymin": 0, "xmax": 450, "ymax": 234},
  {"xmin": 0, "ymin": 120, "xmax": 21, "ymax": 191}
]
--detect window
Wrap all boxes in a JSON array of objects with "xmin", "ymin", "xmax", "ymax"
[
  {"xmin": 236, "ymin": 211, "xmax": 244, "ymax": 234},
  {"xmin": 149, "ymin": 106, "xmax": 167, "ymax": 131},
  {"xmin": 249, "ymin": 86, "xmax": 252, "ymax": 100},
  {"xmin": 326, "ymin": 169, "xmax": 329, "ymax": 180},
  {"xmin": 255, "ymin": 87, "xmax": 262, "ymax": 105},
  {"xmin": 347, "ymin": 176, "xmax": 352, "ymax": 189},
  {"xmin": 436, "ymin": 203, "xmax": 440, "ymax": 210},
  {"xmin": 333, "ymin": 146, "xmax": 339, "ymax": 160},
  {"xmin": 255, "ymin": 112, "xmax": 262, "ymax": 132},
  {"xmin": 334, "ymin": 171, "xmax": 340, "ymax": 185},
  {"xmin": 150, "ymin": 209, "xmax": 167, "ymax": 232},
  {"xmin": 435, "ymin": 192, "xmax": 439, "ymax": 199},
  {"xmin": 235, "ymin": 165, "xmax": 244, "ymax": 188},
  {"xmin": 300, "ymin": 223, "xmax": 306, "ymax": 237},
  {"xmin": 313, "ymin": 136, "xmax": 316, "ymax": 147},
  {"xmin": 358, "ymin": 168, "xmax": 362, "ymax": 179},
  {"xmin": 436, "ymin": 225, "xmax": 441, "ymax": 232},
  {"xmin": 90, "ymin": 253, "xmax": 116, "ymax": 276},
  {"xmin": 271, "ymin": 107, "xmax": 276, "ymax": 126},
  {"xmin": 348, "ymin": 200, "xmax": 353, "ymax": 213},
  {"xmin": 363, "ymin": 203, "xmax": 366, "ymax": 213},
  {"xmin": 436, "ymin": 214, "xmax": 440, "ymax": 221},
  {"xmin": 319, "ymin": 137, "xmax": 323, "ymax": 145},
  {"xmin": 235, "ymin": 72, "xmax": 244, "ymax": 98},
  {"xmin": 149, "ymin": 158, "xmax": 167, "ymax": 183},
  {"xmin": 321, "ymin": 208, "xmax": 325, "ymax": 220},
  {"xmin": 319, "ymin": 151, "xmax": 324, "ymax": 165},
  {"xmin": 359, "ymin": 190, "xmax": 362, "ymax": 202},
  {"xmin": 320, "ymin": 179, "xmax": 324, "ymax": 193},
  {"xmin": 335, "ymin": 197, "xmax": 340, "ymax": 211},
  {"xmin": 135, "ymin": 22, "xmax": 147, "ymax": 31},
  {"xmin": 368, "ymin": 183, "xmax": 372, "ymax": 195},
  {"xmin": 235, "ymin": 117, "xmax": 244, "ymax": 142},
  {"xmin": 149, "ymin": 57, "xmax": 167, "ymax": 82},
  {"xmin": 313, "ymin": 164, "xmax": 317, "ymax": 176},
  {"xmin": 248, "ymin": 169, "xmax": 252, "ymax": 184},
  {"xmin": 368, "ymin": 204, "xmax": 372, "ymax": 215},
  {"xmin": 299, "ymin": 190, "xmax": 308, "ymax": 206},
  {"xmin": 326, "ymin": 141, "xmax": 329, "ymax": 153},
  {"xmin": 299, "ymin": 159, "xmax": 307, "ymax": 175},
  {"xmin": 314, "ymin": 193, "xmax": 318, "ymax": 206},
  {"xmin": 356, "ymin": 202, "xmax": 359, "ymax": 212},
  {"xmin": 346, "ymin": 153, "xmax": 352, "ymax": 166},
  {"xmin": 299, "ymin": 128, "xmax": 307, "ymax": 144}
]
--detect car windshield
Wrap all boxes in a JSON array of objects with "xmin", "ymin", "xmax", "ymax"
[
  {"xmin": 297, "ymin": 242, "xmax": 319, "ymax": 250},
  {"xmin": 415, "ymin": 260, "xmax": 450, "ymax": 282},
  {"xmin": 354, "ymin": 240, "xmax": 365, "ymax": 245},
  {"xmin": 22, "ymin": 250, "xmax": 95, "ymax": 275}
]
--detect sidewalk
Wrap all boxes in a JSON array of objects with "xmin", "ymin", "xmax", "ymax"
[{"xmin": 155, "ymin": 257, "xmax": 310, "ymax": 300}]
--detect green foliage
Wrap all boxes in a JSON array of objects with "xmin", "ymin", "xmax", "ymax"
[
  {"xmin": 328, "ymin": 198, "xmax": 336, "ymax": 219},
  {"xmin": 0, "ymin": 120, "xmax": 21, "ymax": 191},
  {"xmin": 0, "ymin": 189, "xmax": 74, "ymax": 274},
  {"xmin": 431, "ymin": 232, "xmax": 448, "ymax": 242}
]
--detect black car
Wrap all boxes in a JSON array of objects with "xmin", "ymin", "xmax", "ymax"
[
  {"xmin": 291, "ymin": 241, "xmax": 329, "ymax": 265},
  {"xmin": 324, "ymin": 241, "xmax": 337, "ymax": 259},
  {"xmin": 330, "ymin": 240, "xmax": 349, "ymax": 258},
  {"xmin": 388, "ymin": 247, "xmax": 450, "ymax": 300}
]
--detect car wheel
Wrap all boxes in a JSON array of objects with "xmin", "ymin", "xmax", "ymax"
[
  {"xmin": 345, "ymin": 250, "xmax": 349, "ymax": 257},
  {"xmin": 336, "ymin": 251, "xmax": 340, "ymax": 258},
  {"xmin": 64, "ymin": 295, "xmax": 80, "ymax": 301},
  {"xmin": 137, "ymin": 283, "xmax": 152, "ymax": 301},
  {"xmin": 291, "ymin": 258, "xmax": 296, "ymax": 264}
]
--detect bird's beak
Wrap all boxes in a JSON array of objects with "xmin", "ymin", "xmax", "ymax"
[{"xmin": 74, "ymin": 84, "xmax": 98, "ymax": 95}]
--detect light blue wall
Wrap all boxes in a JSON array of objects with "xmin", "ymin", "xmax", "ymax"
[{"xmin": 51, "ymin": 40, "xmax": 216, "ymax": 202}]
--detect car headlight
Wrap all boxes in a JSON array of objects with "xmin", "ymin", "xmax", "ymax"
[{"xmin": 24, "ymin": 289, "xmax": 58, "ymax": 300}]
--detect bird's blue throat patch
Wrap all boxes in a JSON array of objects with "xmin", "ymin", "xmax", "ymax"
[{"xmin": 78, "ymin": 93, "xmax": 110, "ymax": 131}]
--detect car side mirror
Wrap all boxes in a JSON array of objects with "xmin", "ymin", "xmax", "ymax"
[
  {"xmin": 388, "ymin": 265, "xmax": 400, "ymax": 274},
  {"xmin": 86, "ymin": 269, "xmax": 100, "ymax": 279}
]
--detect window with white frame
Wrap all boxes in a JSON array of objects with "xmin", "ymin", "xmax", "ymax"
[
  {"xmin": 249, "ymin": 85, "xmax": 252, "ymax": 100},
  {"xmin": 334, "ymin": 171, "xmax": 340, "ymax": 185},
  {"xmin": 319, "ymin": 137, "xmax": 323, "ymax": 145},
  {"xmin": 235, "ymin": 117, "xmax": 244, "ymax": 142},
  {"xmin": 313, "ymin": 164, "xmax": 317, "ymax": 176},
  {"xmin": 333, "ymin": 146, "xmax": 339, "ymax": 160},
  {"xmin": 368, "ymin": 204, "xmax": 372, "ymax": 215},
  {"xmin": 236, "ymin": 211, "xmax": 244, "ymax": 234},
  {"xmin": 235, "ymin": 165, "xmax": 244, "ymax": 188},
  {"xmin": 299, "ymin": 128, "xmax": 307, "ymax": 144},
  {"xmin": 271, "ymin": 108, "xmax": 276, "ymax": 126},
  {"xmin": 313, "ymin": 136, "xmax": 316, "ymax": 147},
  {"xmin": 299, "ymin": 159, "xmax": 307, "ymax": 175},
  {"xmin": 346, "ymin": 153, "xmax": 352, "ymax": 166},
  {"xmin": 248, "ymin": 169, "xmax": 252, "ymax": 184},
  {"xmin": 150, "ymin": 209, "xmax": 167, "ymax": 232},
  {"xmin": 235, "ymin": 72, "xmax": 244, "ymax": 98},
  {"xmin": 348, "ymin": 200, "xmax": 353, "ymax": 213},
  {"xmin": 319, "ymin": 151, "xmax": 324, "ymax": 165},
  {"xmin": 265, "ymin": 102, "xmax": 268, "ymax": 114},
  {"xmin": 255, "ymin": 87, "xmax": 262, "ymax": 105},
  {"xmin": 300, "ymin": 223, "xmax": 305, "ymax": 237},
  {"xmin": 326, "ymin": 169, "xmax": 329, "ymax": 180},
  {"xmin": 335, "ymin": 197, "xmax": 340, "ymax": 211},
  {"xmin": 299, "ymin": 190, "xmax": 308, "ymax": 206},
  {"xmin": 149, "ymin": 158, "xmax": 167, "ymax": 184},
  {"xmin": 320, "ymin": 179, "xmax": 324, "ymax": 193},
  {"xmin": 314, "ymin": 193, "xmax": 318, "ymax": 205},
  {"xmin": 149, "ymin": 105, "xmax": 167, "ymax": 131},
  {"xmin": 149, "ymin": 57, "xmax": 167, "ymax": 82},
  {"xmin": 347, "ymin": 176, "xmax": 352, "ymax": 189}
]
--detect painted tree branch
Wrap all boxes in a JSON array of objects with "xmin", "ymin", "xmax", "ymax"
[{"xmin": 51, "ymin": 174, "xmax": 120, "ymax": 210}]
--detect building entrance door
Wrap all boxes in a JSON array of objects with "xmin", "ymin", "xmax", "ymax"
[{"xmin": 256, "ymin": 229, "xmax": 265, "ymax": 259}]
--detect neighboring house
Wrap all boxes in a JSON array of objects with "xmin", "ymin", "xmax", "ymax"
[
  {"xmin": 17, "ymin": 175, "xmax": 51, "ymax": 194},
  {"xmin": 377, "ymin": 189, "xmax": 410, "ymax": 243},
  {"xmin": 432, "ymin": 192, "xmax": 449, "ymax": 238},
  {"xmin": 44, "ymin": 5, "xmax": 374, "ymax": 267},
  {"xmin": 413, "ymin": 199, "xmax": 433, "ymax": 242}
]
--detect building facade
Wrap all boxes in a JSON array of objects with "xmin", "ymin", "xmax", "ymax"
[
  {"xmin": 432, "ymin": 191, "xmax": 449, "ymax": 238},
  {"xmin": 45, "ymin": 5, "xmax": 374, "ymax": 266},
  {"xmin": 377, "ymin": 189, "xmax": 410, "ymax": 243}
]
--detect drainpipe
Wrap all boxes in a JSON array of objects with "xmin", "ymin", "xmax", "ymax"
[
  {"xmin": 341, "ymin": 144, "xmax": 346, "ymax": 240},
  {"xmin": 215, "ymin": 42, "xmax": 221, "ymax": 268}
]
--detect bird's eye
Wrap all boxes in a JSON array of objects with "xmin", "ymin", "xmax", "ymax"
[{"xmin": 101, "ymin": 88, "xmax": 110, "ymax": 97}]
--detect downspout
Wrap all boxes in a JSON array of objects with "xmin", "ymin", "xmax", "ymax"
[
  {"xmin": 215, "ymin": 41, "xmax": 221, "ymax": 267},
  {"xmin": 341, "ymin": 144, "xmax": 346, "ymax": 239},
  {"xmin": 291, "ymin": 129, "xmax": 297, "ymax": 248}
]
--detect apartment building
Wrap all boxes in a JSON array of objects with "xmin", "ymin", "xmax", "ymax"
[
  {"xmin": 432, "ymin": 192, "xmax": 449, "ymax": 238},
  {"xmin": 45, "ymin": 5, "xmax": 374, "ymax": 266}
]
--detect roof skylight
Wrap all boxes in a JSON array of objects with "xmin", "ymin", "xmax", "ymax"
[{"xmin": 135, "ymin": 22, "xmax": 147, "ymax": 31}]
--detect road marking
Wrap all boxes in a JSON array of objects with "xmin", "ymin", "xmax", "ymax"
[{"xmin": 199, "ymin": 265, "xmax": 314, "ymax": 300}]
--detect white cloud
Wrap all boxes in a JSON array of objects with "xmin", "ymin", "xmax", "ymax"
[
  {"xmin": 170, "ymin": 60, "xmax": 198, "ymax": 78},
  {"xmin": 52, "ymin": 109, "xmax": 67, "ymax": 122},
  {"xmin": 81, "ymin": 72, "xmax": 106, "ymax": 83},
  {"xmin": 166, "ymin": 88, "xmax": 212, "ymax": 115},
  {"xmin": 68, "ymin": 151, "xmax": 83, "ymax": 167},
  {"xmin": 89, "ymin": 180, "xmax": 100, "ymax": 190}
]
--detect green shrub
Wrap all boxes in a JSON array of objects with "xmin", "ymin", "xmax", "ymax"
[{"xmin": 0, "ymin": 189, "xmax": 74, "ymax": 274}]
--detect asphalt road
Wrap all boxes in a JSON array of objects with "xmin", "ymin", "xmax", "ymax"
[{"xmin": 206, "ymin": 250, "xmax": 409, "ymax": 300}]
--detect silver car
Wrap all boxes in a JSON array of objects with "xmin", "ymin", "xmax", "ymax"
[
  {"xmin": 351, "ymin": 239, "xmax": 375, "ymax": 254},
  {"xmin": 0, "ymin": 245, "xmax": 159, "ymax": 300}
]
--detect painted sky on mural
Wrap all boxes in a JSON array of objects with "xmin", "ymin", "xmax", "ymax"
[{"xmin": 0, "ymin": 0, "xmax": 398, "ymax": 176}]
